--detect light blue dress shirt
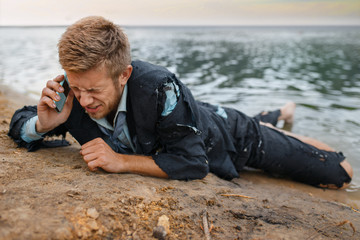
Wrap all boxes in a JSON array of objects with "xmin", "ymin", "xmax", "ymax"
[{"xmin": 20, "ymin": 82, "xmax": 181, "ymax": 151}]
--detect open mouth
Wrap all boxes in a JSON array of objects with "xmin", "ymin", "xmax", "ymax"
[{"xmin": 85, "ymin": 105, "xmax": 101, "ymax": 113}]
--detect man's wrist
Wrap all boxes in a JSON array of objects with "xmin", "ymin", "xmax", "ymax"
[
  {"xmin": 35, "ymin": 119, "xmax": 50, "ymax": 134},
  {"xmin": 20, "ymin": 116, "xmax": 45, "ymax": 143},
  {"xmin": 117, "ymin": 154, "xmax": 130, "ymax": 173},
  {"xmin": 120, "ymin": 154, "xmax": 168, "ymax": 178}
]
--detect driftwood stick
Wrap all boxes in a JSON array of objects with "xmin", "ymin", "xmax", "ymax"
[
  {"xmin": 352, "ymin": 207, "xmax": 360, "ymax": 214},
  {"xmin": 307, "ymin": 220, "xmax": 356, "ymax": 239},
  {"xmin": 220, "ymin": 194, "xmax": 255, "ymax": 199},
  {"xmin": 202, "ymin": 210, "xmax": 211, "ymax": 240}
]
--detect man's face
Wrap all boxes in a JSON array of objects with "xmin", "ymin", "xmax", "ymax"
[{"xmin": 66, "ymin": 67, "xmax": 122, "ymax": 120}]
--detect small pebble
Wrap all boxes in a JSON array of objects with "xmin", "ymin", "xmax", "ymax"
[
  {"xmin": 54, "ymin": 227, "xmax": 72, "ymax": 239},
  {"xmin": 153, "ymin": 226, "xmax": 166, "ymax": 240},
  {"xmin": 86, "ymin": 208, "xmax": 99, "ymax": 219},
  {"xmin": 153, "ymin": 215, "xmax": 170, "ymax": 240},
  {"xmin": 87, "ymin": 219, "xmax": 99, "ymax": 231}
]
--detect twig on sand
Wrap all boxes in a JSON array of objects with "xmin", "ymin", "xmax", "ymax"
[
  {"xmin": 351, "ymin": 207, "xmax": 360, "ymax": 214},
  {"xmin": 219, "ymin": 194, "xmax": 255, "ymax": 199},
  {"xmin": 307, "ymin": 220, "xmax": 356, "ymax": 239},
  {"xmin": 202, "ymin": 210, "xmax": 211, "ymax": 240}
]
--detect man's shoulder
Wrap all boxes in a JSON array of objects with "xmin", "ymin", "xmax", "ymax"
[{"xmin": 130, "ymin": 60, "xmax": 173, "ymax": 80}]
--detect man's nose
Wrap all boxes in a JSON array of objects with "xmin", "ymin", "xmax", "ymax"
[{"xmin": 79, "ymin": 91, "xmax": 94, "ymax": 107}]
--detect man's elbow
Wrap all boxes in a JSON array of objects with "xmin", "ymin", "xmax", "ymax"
[{"xmin": 173, "ymin": 157, "xmax": 210, "ymax": 181}]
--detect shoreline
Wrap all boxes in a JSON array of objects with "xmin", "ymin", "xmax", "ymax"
[{"xmin": 1, "ymin": 86, "xmax": 359, "ymax": 239}]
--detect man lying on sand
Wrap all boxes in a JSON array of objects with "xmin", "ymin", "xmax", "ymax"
[{"xmin": 8, "ymin": 16, "xmax": 353, "ymax": 189}]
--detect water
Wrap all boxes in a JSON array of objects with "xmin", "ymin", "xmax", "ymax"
[{"xmin": 1, "ymin": 26, "xmax": 359, "ymax": 200}]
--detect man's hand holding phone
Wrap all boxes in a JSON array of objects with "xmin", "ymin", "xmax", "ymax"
[
  {"xmin": 54, "ymin": 73, "xmax": 71, "ymax": 113},
  {"xmin": 36, "ymin": 74, "xmax": 74, "ymax": 134}
]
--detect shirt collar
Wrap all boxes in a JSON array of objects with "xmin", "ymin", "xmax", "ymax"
[{"xmin": 90, "ymin": 84, "xmax": 128, "ymax": 130}]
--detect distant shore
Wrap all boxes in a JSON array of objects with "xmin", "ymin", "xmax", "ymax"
[{"xmin": 1, "ymin": 25, "xmax": 360, "ymax": 28}]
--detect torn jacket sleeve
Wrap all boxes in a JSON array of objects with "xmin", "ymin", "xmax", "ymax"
[
  {"xmin": 153, "ymin": 82, "xmax": 209, "ymax": 180},
  {"xmin": 8, "ymin": 105, "xmax": 69, "ymax": 151},
  {"xmin": 161, "ymin": 81, "xmax": 180, "ymax": 116}
]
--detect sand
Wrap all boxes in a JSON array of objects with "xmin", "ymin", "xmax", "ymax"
[{"xmin": 0, "ymin": 87, "xmax": 359, "ymax": 240}]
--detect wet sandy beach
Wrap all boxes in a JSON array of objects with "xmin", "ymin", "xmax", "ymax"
[{"xmin": 0, "ymin": 87, "xmax": 359, "ymax": 239}]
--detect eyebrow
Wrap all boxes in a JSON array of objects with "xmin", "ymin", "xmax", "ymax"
[
  {"xmin": 87, "ymin": 88, "xmax": 101, "ymax": 92},
  {"xmin": 71, "ymin": 86, "xmax": 102, "ymax": 92}
]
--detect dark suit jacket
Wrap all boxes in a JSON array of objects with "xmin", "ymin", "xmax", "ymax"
[{"xmin": 9, "ymin": 60, "xmax": 261, "ymax": 180}]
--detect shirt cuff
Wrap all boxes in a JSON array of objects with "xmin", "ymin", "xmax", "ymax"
[{"xmin": 20, "ymin": 116, "xmax": 45, "ymax": 143}]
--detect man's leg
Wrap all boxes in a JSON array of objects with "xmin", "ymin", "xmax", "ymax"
[
  {"xmin": 255, "ymin": 101, "xmax": 353, "ymax": 189},
  {"xmin": 254, "ymin": 101, "xmax": 296, "ymax": 127},
  {"xmin": 259, "ymin": 121, "xmax": 353, "ymax": 189}
]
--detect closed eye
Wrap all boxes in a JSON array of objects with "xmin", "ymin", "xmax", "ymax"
[{"xmin": 87, "ymin": 88, "xmax": 101, "ymax": 93}]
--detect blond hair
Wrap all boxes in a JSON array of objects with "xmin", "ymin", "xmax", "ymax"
[{"xmin": 58, "ymin": 16, "xmax": 131, "ymax": 81}]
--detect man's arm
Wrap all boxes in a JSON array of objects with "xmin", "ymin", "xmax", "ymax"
[
  {"xmin": 151, "ymin": 81, "xmax": 209, "ymax": 180},
  {"xmin": 8, "ymin": 75, "xmax": 74, "ymax": 150},
  {"xmin": 81, "ymin": 138, "xmax": 168, "ymax": 178},
  {"xmin": 8, "ymin": 105, "xmax": 70, "ymax": 151},
  {"xmin": 80, "ymin": 79, "xmax": 209, "ymax": 180},
  {"xmin": 9, "ymin": 105, "xmax": 42, "ymax": 150}
]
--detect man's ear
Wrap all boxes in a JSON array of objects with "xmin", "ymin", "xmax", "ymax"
[{"xmin": 118, "ymin": 65, "xmax": 133, "ymax": 86}]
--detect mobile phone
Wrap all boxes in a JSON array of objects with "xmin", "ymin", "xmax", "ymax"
[{"xmin": 54, "ymin": 73, "xmax": 71, "ymax": 112}]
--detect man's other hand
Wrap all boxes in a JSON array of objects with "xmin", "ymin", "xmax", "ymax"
[
  {"xmin": 81, "ymin": 138, "xmax": 125, "ymax": 173},
  {"xmin": 80, "ymin": 138, "xmax": 169, "ymax": 178}
]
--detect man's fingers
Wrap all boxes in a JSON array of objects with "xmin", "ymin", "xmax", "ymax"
[
  {"xmin": 81, "ymin": 139, "xmax": 104, "ymax": 157},
  {"xmin": 41, "ymin": 87, "xmax": 61, "ymax": 103},
  {"xmin": 88, "ymin": 159, "xmax": 102, "ymax": 171},
  {"xmin": 46, "ymin": 76, "xmax": 65, "ymax": 93},
  {"xmin": 82, "ymin": 152, "xmax": 98, "ymax": 163},
  {"xmin": 81, "ymin": 149, "xmax": 102, "ymax": 170},
  {"xmin": 52, "ymin": 75, "xmax": 65, "ymax": 84},
  {"xmin": 39, "ymin": 96, "xmax": 57, "ymax": 109},
  {"xmin": 81, "ymin": 138, "xmax": 105, "ymax": 150},
  {"xmin": 40, "ymin": 76, "xmax": 67, "ymax": 109},
  {"xmin": 80, "ymin": 138, "xmax": 117, "ymax": 173},
  {"xmin": 81, "ymin": 143, "xmax": 98, "ymax": 155}
]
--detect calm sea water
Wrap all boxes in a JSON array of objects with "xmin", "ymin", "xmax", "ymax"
[{"xmin": 1, "ymin": 26, "xmax": 359, "ymax": 197}]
